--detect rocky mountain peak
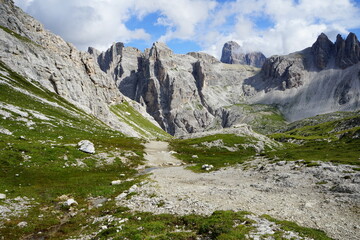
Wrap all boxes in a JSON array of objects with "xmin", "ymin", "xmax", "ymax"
[
  {"xmin": 334, "ymin": 32, "xmax": 360, "ymax": 69},
  {"xmin": 311, "ymin": 33, "xmax": 334, "ymax": 69},
  {"xmin": 88, "ymin": 42, "xmax": 124, "ymax": 73},
  {"xmin": 149, "ymin": 41, "xmax": 173, "ymax": 59},
  {"xmin": 220, "ymin": 41, "xmax": 266, "ymax": 68},
  {"xmin": 187, "ymin": 52, "xmax": 220, "ymax": 64}
]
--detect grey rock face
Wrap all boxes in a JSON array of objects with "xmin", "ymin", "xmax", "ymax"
[
  {"xmin": 253, "ymin": 52, "xmax": 305, "ymax": 91},
  {"xmin": 335, "ymin": 33, "xmax": 360, "ymax": 69},
  {"xmin": 311, "ymin": 33, "xmax": 334, "ymax": 70},
  {"xmin": 220, "ymin": 41, "xmax": 266, "ymax": 68},
  {"xmin": 310, "ymin": 32, "xmax": 360, "ymax": 70},
  {"xmin": 88, "ymin": 43, "xmax": 142, "ymax": 100},
  {"xmin": 95, "ymin": 41, "xmax": 258, "ymax": 136}
]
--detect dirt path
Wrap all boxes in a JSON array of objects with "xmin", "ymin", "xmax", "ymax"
[
  {"xmin": 143, "ymin": 141, "xmax": 182, "ymax": 167},
  {"xmin": 126, "ymin": 144, "xmax": 360, "ymax": 240}
]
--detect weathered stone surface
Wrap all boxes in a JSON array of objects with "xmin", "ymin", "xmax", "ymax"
[
  {"xmin": 220, "ymin": 41, "xmax": 266, "ymax": 68},
  {"xmin": 78, "ymin": 140, "xmax": 95, "ymax": 154}
]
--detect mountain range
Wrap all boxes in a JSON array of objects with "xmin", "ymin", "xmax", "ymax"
[
  {"xmin": 1, "ymin": 1, "xmax": 360, "ymax": 239},
  {"xmin": 87, "ymin": 31, "xmax": 360, "ymax": 136}
]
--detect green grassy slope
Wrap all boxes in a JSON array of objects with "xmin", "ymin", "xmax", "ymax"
[
  {"xmin": 224, "ymin": 103, "xmax": 287, "ymax": 134},
  {"xmin": 265, "ymin": 113, "xmax": 360, "ymax": 166},
  {"xmin": 0, "ymin": 61, "xmax": 145, "ymax": 238},
  {"xmin": 170, "ymin": 134, "xmax": 260, "ymax": 172}
]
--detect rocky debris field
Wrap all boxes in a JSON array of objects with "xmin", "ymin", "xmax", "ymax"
[{"xmin": 117, "ymin": 142, "xmax": 360, "ymax": 240}]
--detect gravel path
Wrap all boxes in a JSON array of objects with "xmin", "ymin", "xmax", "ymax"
[{"xmin": 120, "ymin": 141, "xmax": 360, "ymax": 240}]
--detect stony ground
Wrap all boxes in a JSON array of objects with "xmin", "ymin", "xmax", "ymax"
[{"xmin": 118, "ymin": 141, "xmax": 360, "ymax": 240}]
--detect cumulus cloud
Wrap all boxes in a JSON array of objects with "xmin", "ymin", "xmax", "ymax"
[
  {"xmin": 14, "ymin": 0, "xmax": 360, "ymax": 58},
  {"xmin": 201, "ymin": 0, "xmax": 360, "ymax": 58},
  {"xmin": 14, "ymin": 0, "xmax": 215, "ymax": 51}
]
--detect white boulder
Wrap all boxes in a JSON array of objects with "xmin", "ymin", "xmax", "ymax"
[
  {"xmin": 64, "ymin": 198, "xmax": 78, "ymax": 206},
  {"xmin": 78, "ymin": 140, "xmax": 95, "ymax": 154},
  {"xmin": 0, "ymin": 193, "xmax": 6, "ymax": 199},
  {"xmin": 17, "ymin": 221, "xmax": 28, "ymax": 228},
  {"xmin": 111, "ymin": 180, "xmax": 122, "ymax": 185}
]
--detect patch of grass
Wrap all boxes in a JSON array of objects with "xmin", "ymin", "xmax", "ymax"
[
  {"xmin": 266, "ymin": 112, "xmax": 360, "ymax": 166},
  {"xmin": 265, "ymin": 139, "xmax": 360, "ymax": 166},
  {"xmin": 95, "ymin": 211, "xmax": 254, "ymax": 240},
  {"xmin": 111, "ymin": 102, "xmax": 171, "ymax": 140},
  {"xmin": 261, "ymin": 215, "xmax": 332, "ymax": 240},
  {"xmin": 225, "ymin": 103, "xmax": 287, "ymax": 134},
  {"xmin": 0, "ymin": 25, "xmax": 36, "ymax": 45},
  {"xmin": 170, "ymin": 134, "xmax": 258, "ymax": 171}
]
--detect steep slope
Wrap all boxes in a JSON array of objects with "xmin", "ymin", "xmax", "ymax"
[
  {"xmin": 245, "ymin": 33, "xmax": 360, "ymax": 121},
  {"xmin": 220, "ymin": 40, "xmax": 266, "ymax": 68},
  {"xmin": 0, "ymin": 0, "xmax": 167, "ymax": 139}
]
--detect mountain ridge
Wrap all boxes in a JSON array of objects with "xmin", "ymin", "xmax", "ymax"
[{"xmin": 90, "ymin": 32, "xmax": 360, "ymax": 135}]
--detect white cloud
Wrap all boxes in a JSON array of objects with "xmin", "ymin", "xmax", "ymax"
[
  {"xmin": 14, "ymin": 0, "xmax": 216, "ymax": 51},
  {"xmin": 200, "ymin": 0, "xmax": 360, "ymax": 58},
  {"xmin": 14, "ymin": 0, "xmax": 360, "ymax": 58}
]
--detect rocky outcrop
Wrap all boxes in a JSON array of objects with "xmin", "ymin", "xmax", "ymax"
[
  {"xmin": 335, "ymin": 33, "xmax": 360, "ymax": 69},
  {"xmin": 220, "ymin": 41, "xmax": 266, "ymax": 68},
  {"xmin": 258, "ymin": 53, "xmax": 305, "ymax": 90},
  {"xmin": 311, "ymin": 33, "xmax": 334, "ymax": 70},
  {"xmin": 310, "ymin": 32, "xmax": 360, "ymax": 70},
  {"xmin": 88, "ymin": 43, "xmax": 142, "ymax": 99}
]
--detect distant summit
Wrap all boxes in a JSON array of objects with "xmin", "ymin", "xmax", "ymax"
[
  {"xmin": 312, "ymin": 32, "xmax": 360, "ymax": 69},
  {"xmin": 220, "ymin": 41, "xmax": 266, "ymax": 68}
]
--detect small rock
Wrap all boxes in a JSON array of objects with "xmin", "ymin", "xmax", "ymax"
[
  {"xmin": 0, "ymin": 193, "xmax": 6, "ymax": 199},
  {"xmin": 64, "ymin": 198, "xmax": 78, "ymax": 206},
  {"xmin": 115, "ymin": 193, "xmax": 127, "ymax": 200},
  {"xmin": 192, "ymin": 155, "xmax": 198, "ymax": 158},
  {"xmin": 78, "ymin": 140, "xmax": 95, "ymax": 154},
  {"xmin": 119, "ymin": 174, "xmax": 126, "ymax": 177},
  {"xmin": 202, "ymin": 164, "xmax": 214, "ymax": 171},
  {"xmin": 17, "ymin": 221, "xmax": 27, "ymax": 228},
  {"xmin": 276, "ymin": 161, "xmax": 286, "ymax": 166},
  {"xmin": 128, "ymin": 185, "xmax": 138, "ymax": 193},
  {"xmin": 101, "ymin": 225, "xmax": 108, "ymax": 230},
  {"xmin": 111, "ymin": 180, "xmax": 122, "ymax": 185}
]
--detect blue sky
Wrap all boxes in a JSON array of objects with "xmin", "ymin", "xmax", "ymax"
[{"xmin": 14, "ymin": 0, "xmax": 360, "ymax": 58}]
